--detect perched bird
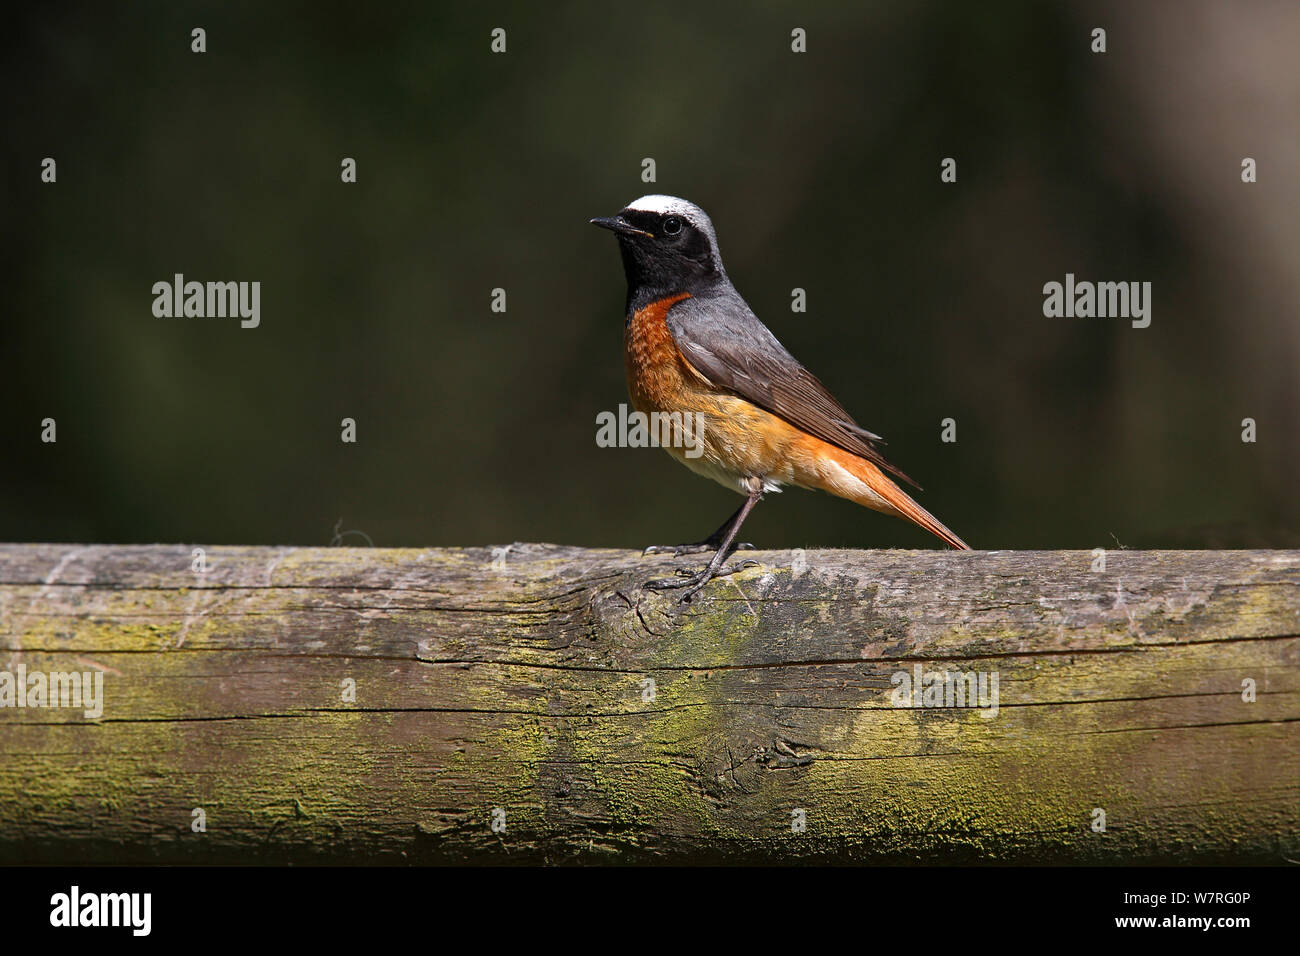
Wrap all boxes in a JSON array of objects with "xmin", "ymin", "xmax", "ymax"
[{"xmin": 592, "ymin": 195, "xmax": 970, "ymax": 600}]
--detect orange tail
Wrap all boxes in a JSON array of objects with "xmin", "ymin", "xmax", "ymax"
[
  {"xmin": 794, "ymin": 436, "xmax": 972, "ymax": 550},
  {"xmin": 863, "ymin": 472, "xmax": 972, "ymax": 550}
]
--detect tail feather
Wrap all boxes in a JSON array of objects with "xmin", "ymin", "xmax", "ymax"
[
  {"xmin": 871, "ymin": 481, "xmax": 971, "ymax": 550},
  {"xmin": 806, "ymin": 440, "xmax": 971, "ymax": 550}
]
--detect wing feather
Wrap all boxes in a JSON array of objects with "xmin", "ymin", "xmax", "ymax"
[{"xmin": 666, "ymin": 294, "xmax": 920, "ymax": 489}]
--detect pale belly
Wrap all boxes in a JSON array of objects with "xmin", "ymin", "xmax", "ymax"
[{"xmin": 632, "ymin": 390, "xmax": 797, "ymax": 497}]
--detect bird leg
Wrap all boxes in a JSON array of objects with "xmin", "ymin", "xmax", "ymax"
[
  {"xmin": 643, "ymin": 499, "xmax": 756, "ymax": 556},
  {"xmin": 645, "ymin": 486, "xmax": 763, "ymax": 602}
]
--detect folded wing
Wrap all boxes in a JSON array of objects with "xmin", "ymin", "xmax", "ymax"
[{"xmin": 666, "ymin": 293, "xmax": 920, "ymax": 489}]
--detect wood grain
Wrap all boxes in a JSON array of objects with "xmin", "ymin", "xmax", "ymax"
[{"xmin": 0, "ymin": 543, "xmax": 1295, "ymax": 864}]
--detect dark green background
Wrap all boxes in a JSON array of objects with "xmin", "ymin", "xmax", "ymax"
[{"xmin": 3, "ymin": 1, "xmax": 1296, "ymax": 550}]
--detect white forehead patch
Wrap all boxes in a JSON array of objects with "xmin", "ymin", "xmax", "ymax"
[
  {"xmin": 621, "ymin": 194, "xmax": 724, "ymax": 269},
  {"xmin": 625, "ymin": 194, "xmax": 703, "ymax": 219}
]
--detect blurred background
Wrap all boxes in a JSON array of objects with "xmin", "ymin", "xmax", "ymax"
[{"xmin": 2, "ymin": 0, "xmax": 1296, "ymax": 551}]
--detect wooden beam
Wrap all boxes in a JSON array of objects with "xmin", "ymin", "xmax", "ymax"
[{"xmin": 0, "ymin": 544, "xmax": 1295, "ymax": 863}]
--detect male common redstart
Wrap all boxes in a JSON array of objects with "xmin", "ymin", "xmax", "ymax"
[{"xmin": 592, "ymin": 195, "xmax": 970, "ymax": 601}]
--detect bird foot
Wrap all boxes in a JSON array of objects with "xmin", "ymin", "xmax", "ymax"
[
  {"xmin": 644, "ymin": 559, "xmax": 760, "ymax": 603},
  {"xmin": 643, "ymin": 541, "xmax": 754, "ymax": 556}
]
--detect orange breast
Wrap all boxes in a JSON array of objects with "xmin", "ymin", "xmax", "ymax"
[
  {"xmin": 622, "ymin": 292, "xmax": 791, "ymax": 487},
  {"xmin": 623, "ymin": 292, "xmax": 700, "ymax": 413}
]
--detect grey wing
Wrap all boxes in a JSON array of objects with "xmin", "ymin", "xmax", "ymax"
[{"xmin": 666, "ymin": 293, "xmax": 919, "ymax": 488}]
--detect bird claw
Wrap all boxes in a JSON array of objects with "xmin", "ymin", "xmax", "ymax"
[
  {"xmin": 643, "ymin": 543, "xmax": 712, "ymax": 556},
  {"xmin": 642, "ymin": 541, "xmax": 755, "ymax": 557},
  {"xmin": 644, "ymin": 559, "xmax": 760, "ymax": 603}
]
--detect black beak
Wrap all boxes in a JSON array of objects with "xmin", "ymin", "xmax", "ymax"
[{"xmin": 590, "ymin": 216, "xmax": 653, "ymax": 238}]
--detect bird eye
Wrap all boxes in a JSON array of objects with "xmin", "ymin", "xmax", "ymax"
[{"xmin": 662, "ymin": 215, "xmax": 682, "ymax": 236}]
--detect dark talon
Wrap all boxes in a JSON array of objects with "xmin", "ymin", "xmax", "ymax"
[
  {"xmin": 643, "ymin": 543, "xmax": 713, "ymax": 556},
  {"xmin": 641, "ymin": 497, "xmax": 761, "ymax": 558},
  {"xmin": 641, "ymin": 488, "xmax": 765, "ymax": 603},
  {"xmin": 644, "ymin": 567, "xmax": 698, "ymax": 589},
  {"xmin": 644, "ymin": 559, "xmax": 759, "ymax": 602},
  {"xmin": 644, "ymin": 541, "xmax": 754, "ymax": 557}
]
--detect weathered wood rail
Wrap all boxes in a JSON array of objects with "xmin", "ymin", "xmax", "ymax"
[{"xmin": 0, "ymin": 543, "xmax": 1295, "ymax": 864}]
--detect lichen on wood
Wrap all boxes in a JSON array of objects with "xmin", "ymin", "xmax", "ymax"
[{"xmin": 0, "ymin": 543, "xmax": 1295, "ymax": 864}]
